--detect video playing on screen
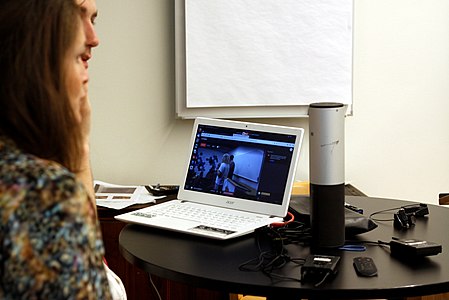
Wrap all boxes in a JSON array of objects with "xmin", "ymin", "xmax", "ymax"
[{"xmin": 184, "ymin": 124, "xmax": 296, "ymax": 205}]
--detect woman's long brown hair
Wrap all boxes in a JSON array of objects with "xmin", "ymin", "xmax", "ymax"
[{"xmin": 0, "ymin": 0, "xmax": 83, "ymax": 171}]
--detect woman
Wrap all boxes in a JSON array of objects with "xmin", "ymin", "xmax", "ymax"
[{"xmin": 0, "ymin": 0, "xmax": 112, "ymax": 298}]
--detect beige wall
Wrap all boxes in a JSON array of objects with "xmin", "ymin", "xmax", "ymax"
[{"xmin": 89, "ymin": 0, "xmax": 449, "ymax": 204}]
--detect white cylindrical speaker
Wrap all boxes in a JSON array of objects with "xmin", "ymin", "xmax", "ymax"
[{"xmin": 309, "ymin": 102, "xmax": 346, "ymax": 249}]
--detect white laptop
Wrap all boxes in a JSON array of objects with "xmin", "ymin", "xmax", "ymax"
[{"xmin": 115, "ymin": 117, "xmax": 304, "ymax": 240}]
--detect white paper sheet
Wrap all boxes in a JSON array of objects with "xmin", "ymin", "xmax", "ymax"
[
  {"xmin": 94, "ymin": 180, "xmax": 162, "ymax": 210},
  {"xmin": 185, "ymin": 0, "xmax": 353, "ymax": 108}
]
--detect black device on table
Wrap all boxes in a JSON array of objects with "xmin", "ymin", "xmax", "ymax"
[{"xmin": 145, "ymin": 184, "xmax": 179, "ymax": 196}]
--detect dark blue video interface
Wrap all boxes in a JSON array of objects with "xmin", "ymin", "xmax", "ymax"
[{"xmin": 184, "ymin": 124, "xmax": 297, "ymax": 205}]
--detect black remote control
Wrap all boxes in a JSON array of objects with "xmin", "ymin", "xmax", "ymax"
[{"xmin": 353, "ymin": 257, "xmax": 377, "ymax": 277}]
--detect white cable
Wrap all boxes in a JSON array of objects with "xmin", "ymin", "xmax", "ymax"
[{"xmin": 148, "ymin": 274, "xmax": 162, "ymax": 300}]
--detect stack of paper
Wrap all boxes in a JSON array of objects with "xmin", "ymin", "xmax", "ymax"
[{"xmin": 94, "ymin": 180, "xmax": 163, "ymax": 210}]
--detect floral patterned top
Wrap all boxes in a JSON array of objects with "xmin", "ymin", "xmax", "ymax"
[{"xmin": 0, "ymin": 137, "xmax": 112, "ymax": 299}]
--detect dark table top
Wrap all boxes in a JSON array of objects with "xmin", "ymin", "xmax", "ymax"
[{"xmin": 118, "ymin": 196, "xmax": 449, "ymax": 299}]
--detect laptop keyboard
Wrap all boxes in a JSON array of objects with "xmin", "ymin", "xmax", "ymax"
[{"xmin": 132, "ymin": 202, "xmax": 265, "ymax": 231}]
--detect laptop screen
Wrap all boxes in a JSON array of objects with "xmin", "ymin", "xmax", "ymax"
[{"xmin": 184, "ymin": 122, "xmax": 298, "ymax": 206}]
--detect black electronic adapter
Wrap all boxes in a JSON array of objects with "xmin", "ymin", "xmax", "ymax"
[
  {"xmin": 301, "ymin": 254, "xmax": 340, "ymax": 282},
  {"xmin": 390, "ymin": 238, "xmax": 442, "ymax": 259},
  {"xmin": 403, "ymin": 203, "xmax": 429, "ymax": 217}
]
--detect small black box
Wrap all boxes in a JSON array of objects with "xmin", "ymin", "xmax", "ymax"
[
  {"xmin": 301, "ymin": 255, "xmax": 340, "ymax": 281},
  {"xmin": 390, "ymin": 239, "xmax": 442, "ymax": 259}
]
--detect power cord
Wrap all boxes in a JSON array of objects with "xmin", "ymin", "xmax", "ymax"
[
  {"xmin": 148, "ymin": 274, "xmax": 162, "ymax": 300},
  {"xmin": 313, "ymin": 271, "xmax": 332, "ymax": 287},
  {"xmin": 369, "ymin": 203, "xmax": 429, "ymax": 222},
  {"xmin": 239, "ymin": 225, "xmax": 305, "ymax": 282},
  {"xmin": 369, "ymin": 206, "xmax": 404, "ymax": 221},
  {"xmin": 239, "ymin": 226, "xmax": 395, "ymax": 287},
  {"xmin": 270, "ymin": 221, "xmax": 312, "ymax": 245}
]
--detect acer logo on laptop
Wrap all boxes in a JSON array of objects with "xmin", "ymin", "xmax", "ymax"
[{"xmin": 226, "ymin": 200, "xmax": 235, "ymax": 205}]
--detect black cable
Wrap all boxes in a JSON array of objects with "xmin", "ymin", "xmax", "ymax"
[
  {"xmin": 378, "ymin": 239, "xmax": 392, "ymax": 246},
  {"xmin": 344, "ymin": 239, "xmax": 389, "ymax": 246},
  {"xmin": 314, "ymin": 271, "xmax": 332, "ymax": 287},
  {"xmin": 343, "ymin": 239, "xmax": 391, "ymax": 251},
  {"xmin": 272, "ymin": 221, "xmax": 312, "ymax": 245},
  {"xmin": 369, "ymin": 203, "xmax": 426, "ymax": 222},
  {"xmin": 369, "ymin": 206, "xmax": 402, "ymax": 221},
  {"xmin": 239, "ymin": 224, "xmax": 395, "ymax": 286},
  {"xmin": 239, "ymin": 225, "xmax": 306, "ymax": 281}
]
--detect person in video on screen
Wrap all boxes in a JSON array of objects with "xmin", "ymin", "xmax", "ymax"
[
  {"xmin": 215, "ymin": 153, "xmax": 231, "ymax": 193},
  {"xmin": 228, "ymin": 154, "xmax": 235, "ymax": 181},
  {"xmin": 0, "ymin": 0, "xmax": 117, "ymax": 298}
]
